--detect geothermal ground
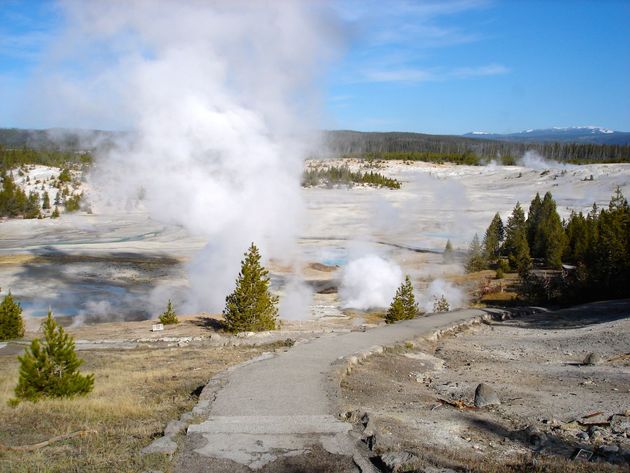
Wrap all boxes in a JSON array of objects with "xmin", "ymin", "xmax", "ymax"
[
  {"xmin": 1, "ymin": 160, "xmax": 629, "ymax": 472},
  {"xmin": 1, "ymin": 159, "xmax": 629, "ymax": 322}
]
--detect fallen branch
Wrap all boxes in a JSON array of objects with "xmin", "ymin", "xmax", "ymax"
[
  {"xmin": 0, "ymin": 430, "xmax": 97, "ymax": 452},
  {"xmin": 438, "ymin": 398, "xmax": 478, "ymax": 410}
]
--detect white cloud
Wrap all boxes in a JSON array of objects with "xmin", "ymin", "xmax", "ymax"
[{"xmin": 358, "ymin": 63, "xmax": 509, "ymax": 84}]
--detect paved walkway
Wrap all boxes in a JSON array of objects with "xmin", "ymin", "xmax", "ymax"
[{"xmin": 175, "ymin": 308, "xmax": 503, "ymax": 472}]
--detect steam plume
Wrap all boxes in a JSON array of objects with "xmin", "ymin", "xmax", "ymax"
[
  {"xmin": 340, "ymin": 255, "xmax": 403, "ymax": 310},
  {"xmin": 33, "ymin": 1, "xmax": 340, "ymax": 315}
]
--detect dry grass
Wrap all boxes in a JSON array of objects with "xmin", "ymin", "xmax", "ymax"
[{"xmin": 0, "ymin": 343, "xmax": 273, "ymax": 472}]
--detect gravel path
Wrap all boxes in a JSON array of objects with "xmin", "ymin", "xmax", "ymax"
[{"xmin": 174, "ymin": 308, "xmax": 510, "ymax": 472}]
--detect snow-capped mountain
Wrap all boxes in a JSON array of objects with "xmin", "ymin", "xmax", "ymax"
[{"xmin": 464, "ymin": 127, "xmax": 630, "ymax": 145}]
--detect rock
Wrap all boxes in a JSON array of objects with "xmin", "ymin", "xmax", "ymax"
[
  {"xmin": 610, "ymin": 415, "xmax": 630, "ymax": 435},
  {"xmin": 164, "ymin": 420, "xmax": 187, "ymax": 437},
  {"xmin": 576, "ymin": 431, "xmax": 589, "ymax": 441},
  {"xmin": 141, "ymin": 436, "xmax": 177, "ymax": 455},
  {"xmin": 598, "ymin": 444, "xmax": 620, "ymax": 455},
  {"xmin": 379, "ymin": 451, "xmax": 419, "ymax": 472},
  {"xmin": 525, "ymin": 426, "xmax": 547, "ymax": 448},
  {"xmin": 583, "ymin": 352, "xmax": 603, "ymax": 365},
  {"xmin": 474, "ymin": 383, "xmax": 500, "ymax": 407}
]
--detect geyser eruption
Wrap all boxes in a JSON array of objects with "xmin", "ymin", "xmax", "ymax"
[{"xmin": 40, "ymin": 1, "xmax": 340, "ymax": 315}]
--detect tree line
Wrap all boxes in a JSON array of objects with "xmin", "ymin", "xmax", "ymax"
[
  {"xmin": 466, "ymin": 188, "xmax": 630, "ymax": 303},
  {"xmin": 302, "ymin": 165, "xmax": 401, "ymax": 189},
  {"xmin": 324, "ymin": 130, "xmax": 630, "ymax": 164},
  {"xmin": 0, "ymin": 145, "xmax": 92, "ymax": 173}
]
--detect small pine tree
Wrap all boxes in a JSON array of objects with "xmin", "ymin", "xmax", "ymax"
[
  {"xmin": 223, "ymin": 243, "xmax": 278, "ymax": 333},
  {"xmin": 385, "ymin": 276, "xmax": 418, "ymax": 323},
  {"xmin": 42, "ymin": 191, "xmax": 51, "ymax": 210},
  {"xmin": 433, "ymin": 295, "xmax": 450, "ymax": 313},
  {"xmin": 12, "ymin": 311, "xmax": 94, "ymax": 403},
  {"xmin": 159, "ymin": 300, "xmax": 179, "ymax": 325},
  {"xmin": 443, "ymin": 239, "xmax": 454, "ymax": 263},
  {"xmin": 503, "ymin": 202, "xmax": 531, "ymax": 272},
  {"xmin": 483, "ymin": 213, "xmax": 504, "ymax": 263},
  {"xmin": 0, "ymin": 292, "xmax": 25, "ymax": 341},
  {"xmin": 51, "ymin": 206, "xmax": 60, "ymax": 218},
  {"xmin": 465, "ymin": 234, "xmax": 486, "ymax": 273}
]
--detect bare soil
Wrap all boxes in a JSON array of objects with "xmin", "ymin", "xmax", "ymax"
[{"xmin": 340, "ymin": 300, "xmax": 630, "ymax": 472}]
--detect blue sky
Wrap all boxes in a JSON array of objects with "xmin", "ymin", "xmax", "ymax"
[{"xmin": 1, "ymin": 0, "xmax": 629, "ymax": 134}]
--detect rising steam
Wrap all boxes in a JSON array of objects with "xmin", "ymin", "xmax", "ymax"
[
  {"xmin": 339, "ymin": 255, "xmax": 403, "ymax": 310},
  {"xmin": 35, "ymin": 1, "xmax": 341, "ymax": 315}
]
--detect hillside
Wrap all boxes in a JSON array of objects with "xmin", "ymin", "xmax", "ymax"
[
  {"xmin": 2, "ymin": 127, "xmax": 630, "ymax": 164},
  {"xmin": 324, "ymin": 130, "xmax": 630, "ymax": 163}
]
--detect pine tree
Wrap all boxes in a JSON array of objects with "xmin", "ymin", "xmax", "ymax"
[
  {"xmin": 385, "ymin": 275, "xmax": 418, "ymax": 323},
  {"xmin": 159, "ymin": 300, "xmax": 179, "ymax": 325},
  {"xmin": 0, "ymin": 292, "xmax": 25, "ymax": 341},
  {"xmin": 433, "ymin": 295, "xmax": 450, "ymax": 313},
  {"xmin": 223, "ymin": 243, "xmax": 278, "ymax": 333},
  {"xmin": 465, "ymin": 233, "xmax": 486, "ymax": 272},
  {"xmin": 51, "ymin": 206, "xmax": 60, "ymax": 218},
  {"xmin": 42, "ymin": 191, "xmax": 50, "ymax": 210},
  {"xmin": 564, "ymin": 211, "xmax": 589, "ymax": 263},
  {"xmin": 503, "ymin": 202, "xmax": 531, "ymax": 272},
  {"xmin": 12, "ymin": 311, "xmax": 94, "ymax": 403},
  {"xmin": 526, "ymin": 193, "xmax": 543, "ymax": 256},
  {"xmin": 443, "ymin": 239, "xmax": 454, "ymax": 263},
  {"xmin": 483, "ymin": 213, "xmax": 504, "ymax": 263},
  {"xmin": 537, "ymin": 192, "xmax": 567, "ymax": 268}
]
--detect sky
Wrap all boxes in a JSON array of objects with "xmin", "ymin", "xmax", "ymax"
[{"xmin": 0, "ymin": 0, "xmax": 629, "ymax": 135}]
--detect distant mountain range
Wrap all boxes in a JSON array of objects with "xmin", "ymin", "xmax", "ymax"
[{"xmin": 463, "ymin": 127, "xmax": 630, "ymax": 145}]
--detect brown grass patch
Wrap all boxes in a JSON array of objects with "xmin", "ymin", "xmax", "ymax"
[{"xmin": 0, "ymin": 343, "xmax": 273, "ymax": 472}]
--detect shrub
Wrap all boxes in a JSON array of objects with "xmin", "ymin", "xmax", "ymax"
[
  {"xmin": 58, "ymin": 168, "xmax": 72, "ymax": 183},
  {"xmin": 159, "ymin": 300, "xmax": 179, "ymax": 325},
  {"xmin": 0, "ymin": 292, "xmax": 25, "ymax": 341},
  {"xmin": 64, "ymin": 193, "xmax": 82, "ymax": 212},
  {"xmin": 223, "ymin": 243, "xmax": 278, "ymax": 333},
  {"xmin": 385, "ymin": 276, "xmax": 418, "ymax": 323},
  {"xmin": 11, "ymin": 311, "xmax": 94, "ymax": 404}
]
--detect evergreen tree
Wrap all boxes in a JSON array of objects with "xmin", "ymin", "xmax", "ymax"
[
  {"xmin": 12, "ymin": 311, "xmax": 94, "ymax": 403},
  {"xmin": 385, "ymin": 275, "xmax": 418, "ymax": 323},
  {"xmin": 503, "ymin": 202, "xmax": 531, "ymax": 272},
  {"xmin": 51, "ymin": 206, "xmax": 60, "ymax": 218},
  {"xmin": 537, "ymin": 192, "xmax": 567, "ymax": 268},
  {"xmin": 42, "ymin": 191, "xmax": 50, "ymax": 210},
  {"xmin": 25, "ymin": 192, "xmax": 41, "ymax": 219},
  {"xmin": 223, "ymin": 243, "xmax": 278, "ymax": 333},
  {"xmin": 588, "ymin": 187, "xmax": 630, "ymax": 296},
  {"xmin": 465, "ymin": 233, "xmax": 486, "ymax": 272},
  {"xmin": 159, "ymin": 300, "xmax": 179, "ymax": 325},
  {"xmin": 526, "ymin": 193, "xmax": 543, "ymax": 256},
  {"xmin": 564, "ymin": 211, "xmax": 589, "ymax": 263},
  {"xmin": 433, "ymin": 295, "xmax": 450, "ymax": 313},
  {"xmin": 443, "ymin": 239, "xmax": 454, "ymax": 263},
  {"xmin": 0, "ymin": 292, "xmax": 25, "ymax": 341},
  {"xmin": 483, "ymin": 212, "xmax": 504, "ymax": 263}
]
